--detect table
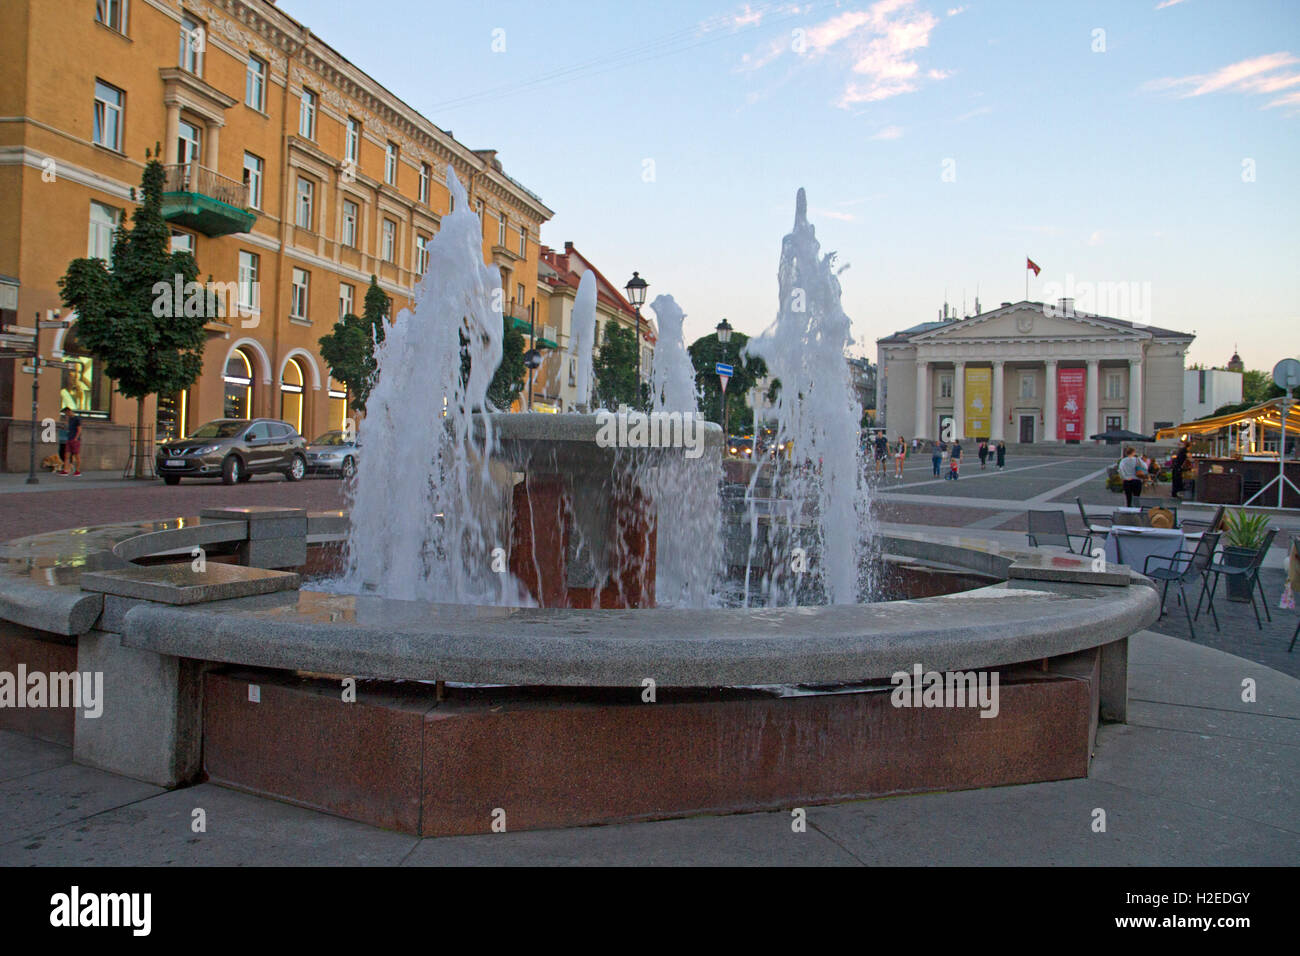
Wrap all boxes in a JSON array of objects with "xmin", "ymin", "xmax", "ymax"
[{"xmin": 1105, "ymin": 526, "xmax": 1188, "ymax": 574}]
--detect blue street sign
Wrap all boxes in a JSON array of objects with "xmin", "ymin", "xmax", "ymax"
[{"xmin": 715, "ymin": 362, "xmax": 734, "ymax": 376}]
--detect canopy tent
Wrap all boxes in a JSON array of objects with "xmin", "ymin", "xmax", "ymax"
[{"xmin": 1156, "ymin": 396, "xmax": 1300, "ymax": 447}]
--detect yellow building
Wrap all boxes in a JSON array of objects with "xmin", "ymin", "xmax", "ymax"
[{"xmin": 0, "ymin": 0, "xmax": 552, "ymax": 468}]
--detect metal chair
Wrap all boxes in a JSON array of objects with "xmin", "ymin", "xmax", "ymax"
[
  {"xmin": 1143, "ymin": 531, "xmax": 1221, "ymax": 640},
  {"xmin": 1180, "ymin": 504, "xmax": 1225, "ymax": 543},
  {"xmin": 1027, "ymin": 510, "xmax": 1090, "ymax": 554},
  {"xmin": 1195, "ymin": 528, "xmax": 1278, "ymax": 632},
  {"xmin": 1075, "ymin": 496, "xmax": 1110, "ymax": 554}
]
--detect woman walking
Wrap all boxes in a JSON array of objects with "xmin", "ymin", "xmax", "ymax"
[
  {"xmin": 978, "ymin": 440, "xmax": 989, "ymax": 471},
  {"xmin": 1117, "ymin": 446, "xmax": 1148, "ymax": 508},
  {"xmin": 1171, "ymin": 440, "xmax": 1190, "ymax": 499},
  {"xmin": 894, "ymin": 435, "xmax": 907, "ymax": 478},
  {"xmin": 996, "ymin": 441, "xmax": 1006, "ymax": 470},
  {"xmin": 931, "ymin": 439, "xmax": 943, "ymax": 477}
]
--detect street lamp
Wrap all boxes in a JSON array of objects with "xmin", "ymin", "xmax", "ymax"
[
  {"xmin": 625, "ymin": 271, "xmax": 648, "ymax": 400},
  {"xmin": 716, "ymin": 318, "xmax": 734, "ymax": 440}
]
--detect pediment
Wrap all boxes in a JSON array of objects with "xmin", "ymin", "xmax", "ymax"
[{"xmin": 913, "ymin": 306, "xmax": 1142, "ymax": 341}]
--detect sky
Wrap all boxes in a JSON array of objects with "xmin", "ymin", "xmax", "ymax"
[{"xmin": 276, "ymin": 0, "xmax": 1300, "ymax": 373}]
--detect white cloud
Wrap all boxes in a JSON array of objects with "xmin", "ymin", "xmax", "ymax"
[
  {"xmin": 872, "ymin": 125, "xmax": 904, "ymax": 139},
  {"xmin": 1145, "ymin": 52, "xmax": 1300, "ymax": 107},
  {"xmin": 1155, "ymin": 0, "xmax": 1188, "ymax": 9},
  {"xmin": 947, "ymin": 6, "xmax": 967, "ymax": 15},
  {"xmin": 1086, "ymin": 231, "xmax": 1104, "ymax": 247},
  {"xmin": 812, "ymin": 207, "xmax": 857, "ymax": 221}
]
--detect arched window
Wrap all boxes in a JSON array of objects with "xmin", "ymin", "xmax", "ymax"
[
  {"xmin": 224, "ymin": 348, "xmax": 253, "ymax": 419},
  {"xmin": 328, "ymin": 376, "xmax": 348, "ymax": 432},
  {"xmin": 280, "ymin": 357, "xmax": 304, "ymax": 434}
]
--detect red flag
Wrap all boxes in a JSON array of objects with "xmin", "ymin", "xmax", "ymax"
[{"xmin": 1026, "ymin": 258, "xmax": 1041, "ymax": 276}]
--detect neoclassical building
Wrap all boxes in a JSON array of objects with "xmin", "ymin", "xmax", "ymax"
[{"xmin": 877, "ymin": 300, "xmax": 1193, "ymax": 443}]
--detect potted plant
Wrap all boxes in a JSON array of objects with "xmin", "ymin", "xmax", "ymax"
[{"xmin": 1220, "ymin": 510, "xmax": 1271, "ymax": 602}]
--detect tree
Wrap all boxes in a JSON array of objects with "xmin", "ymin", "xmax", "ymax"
[
  {"xmin": 59, "ymin": 151, "xmax": 205, "ymax": 476},
  {"xmin": 487, "ymin": 316, "xmax": 526, "ymax": 410},
  {"xmin": 320, "ymin": 275, "xmax": 388, "ymax": 414},
  {"xmin": 687, "ymin": 331, "xmax": 768, "ymax": 435},
  {"xmin": 592, "ymin": 321, "xmax": 643, "ymax": 409},
  {"xmin": 1243, "ymin": 369, "xmax": 1284, "ymax": 406}
]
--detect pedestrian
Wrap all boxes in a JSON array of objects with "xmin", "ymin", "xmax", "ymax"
[
  {"xmin": 948, "ymin": 440, "xmax": 962, "ymax": 480},
  {"xmin": 996, "ymin": 440, "xmax": 1006, "ymax": 470},
  {"xmin": 874, "ymin": 431, "xmax": 889, "ymax": 476},
  {"xmin": 931, "ymin": 439, "xmax": 942, "ymax": 477},
  {"xmin": 1117, "ymin": 446, "xmax": 1147, "ymax": 508},
  {"xmin": 978, "ymin": 440, "xmax": 988, "ymax": 471},
  {"xmin": 1171, "ymin": 440, "xmax": 1189, "ymax": 499},
  {"xmin": 60, "ymin": 406, "xmax": 82, "ymax": 477},
  {"xmin": 894, "ymin": 434, "xmax": 907, "ymax": 478}
]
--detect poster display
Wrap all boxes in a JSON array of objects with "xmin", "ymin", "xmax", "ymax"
[
  {"xmin": 1058, "ymin": 367, "xmax": 1085, "ymax": 441},
  {"xmin": 964, "ymin": 367, "xmax": 991, "ymax": 437}
]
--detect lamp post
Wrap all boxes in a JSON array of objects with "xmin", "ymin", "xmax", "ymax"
[
  {"xmin": 624, "ymin": 271, "xmax": 648, "ymax": 405},
  {"xmin": 716, "ymin": 317, "xmax": 733, "ymax": 439}
]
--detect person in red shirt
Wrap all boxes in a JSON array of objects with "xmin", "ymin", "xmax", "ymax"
[{"xmin": 60, "ymin": 406, "xmax": 82, "ymax": 477}]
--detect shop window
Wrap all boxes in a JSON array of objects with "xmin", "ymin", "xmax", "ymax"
[
  {"xmin": 224, "ymin": 348, "xmax": 254, "ymax": 419},
  {"xmin": 57, "ymin": 328, "xmax": 112, "ymax": 418},
  {"xmin": 280, "ymin": 358, "xmax": 304, "ymax": 434},
  {"xmin": 328, "ymin": 377, "xmax": 348, "ymax": 431}
]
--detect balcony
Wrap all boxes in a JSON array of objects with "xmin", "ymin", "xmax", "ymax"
[
  {"xmin": 161, "ymin": 163, "xmax": 256, "ymax": 237},
  {"xmin": 508, "ymin": 314, "xmax": 558, "ymax": 350}
]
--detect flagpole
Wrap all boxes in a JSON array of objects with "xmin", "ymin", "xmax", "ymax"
[{"xmin": 1025, "ymin": 255, "xmax": 1028, "ymax": 301}]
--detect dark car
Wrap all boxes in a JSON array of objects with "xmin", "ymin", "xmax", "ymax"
[
  {"xmin": 727, "ymin": 436, "xmax": 754, "ymax": 459},
  {"xmin": 304, "ymin": 430, "xmax": 360, "ymax": 478},
  {"xmin": 156, "ymin": 418, "xmax": 308, "ymax": 485}
]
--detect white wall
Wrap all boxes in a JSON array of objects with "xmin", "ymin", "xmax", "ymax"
[{"xmin": 1183, "ymin": 369, "xmax": 1242, "ymax": 422}]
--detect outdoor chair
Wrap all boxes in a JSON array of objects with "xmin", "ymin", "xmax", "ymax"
[
  {"xmin": 1142, "ymin": 532, "xmax": 1221, "ymax": 640},
  {"xmin": 1075, "ymin": 496, "xmax": 1110, "ymax": 554},
  {"xmin": 1026, "ymin": 510, "xmax": 1089, "ymax": 554},
  {"xmin": 1180, "ymin": 504, "xmax": 1225, "ymax": 543},
  {"xmin": 1195, "ymin": 528, "xmax": 1277, "ymax": 632}
]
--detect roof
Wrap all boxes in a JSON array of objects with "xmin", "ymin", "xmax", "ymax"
[
  {"xmin": 539, "ymin": 243, "xmax": 657, "ymax": 343},
  {"xmin": 1155, "ymin": 396, "xmax": 1300, "ymax": 441},
  {"xmin": 878, "ymin": 301, "xmax": 1194, "ymax": 344}
]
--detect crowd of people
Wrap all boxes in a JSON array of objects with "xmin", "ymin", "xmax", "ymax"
[{"xmin": 868, "ymin": 432, "xmax": 1007, "ymax": 481}]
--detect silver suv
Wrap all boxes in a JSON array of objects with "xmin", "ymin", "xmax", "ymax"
[{"xmin": 156, "ymin": 418, "xmax": 308, "ymax": 485}]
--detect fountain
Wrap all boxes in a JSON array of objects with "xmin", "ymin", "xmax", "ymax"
[{"xmin": 0, "ymin": 175, "xmax": 1161, "ymax": 837}]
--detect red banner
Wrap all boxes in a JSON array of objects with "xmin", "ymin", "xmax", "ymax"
[{"xmin": 1057, "ymin": 367, "xmax": 1085, "ymax": 441}]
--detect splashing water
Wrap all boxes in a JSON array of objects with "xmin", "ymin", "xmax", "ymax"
[
  {"xmin": 565, "ymin": 272, "xmax": 597, "ymax": 411},
  {"xmin": 744, "ymin": 188, "xmax": 872, "ymax": 605},
  {"xmin": 344, "ymin": 166, "xmax": 525, "ymax": 605},
  {"xmin": 644, "ymin": 293, "xmax": 721, "ymax": 606}
]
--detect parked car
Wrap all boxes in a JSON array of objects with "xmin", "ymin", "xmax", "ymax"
[
  {"xmin": 156, "ymin": 418, "xmax": 308, "ymax": 485},
  {"xmin": 305, "ymin": 430, "xmax": 359, "ymax": 478},
  {"xmin": 728, "ymin": 436, "xmax": 754, "ymax": 458}
]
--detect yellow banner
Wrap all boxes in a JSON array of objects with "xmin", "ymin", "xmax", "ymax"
[{"xmin": 964, "ymin": 367, "xmax": 992, "ymax": 437}]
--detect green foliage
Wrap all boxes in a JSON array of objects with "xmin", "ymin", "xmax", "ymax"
[
  {"xmin": 687, "ymin": 331, "xmax": 767, "ymax": 432},
  {"xmin": 1222, "ymin": 510, "xmax": 1272, "ymax": 550},
  {"xmin": 319, "ymin": 275, "xmax": 388, "ymax": 413},
  {"xmin": 593, "ymin": 321, "xmax": 643, "ymax": 409},
  {"xmin": 1243, "ymin": 369, "xmax": 1284, "ymax": 406},
  {"xmin": 57, "ymin": 157, "xmax": 205, "ymax": 402},
  {"xmin": 487, "ymin": 317, "xmax": 527, "ymax": 410}
]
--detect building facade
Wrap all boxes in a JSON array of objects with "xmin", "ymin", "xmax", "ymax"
[
  {"xmin": 877, "ymin": 300, "xmax": 1193, "ymax": 443},
  {"xmin": 0, "ymin": 0, "xmax": 552, "ymax": 466},
  {"xmin": 1183, "ymin": 365, "xmax": 1243, "ymax": 423},
  {"xmin": 532, "ymin": 242, "xmax": 655, "ymax": 412}
]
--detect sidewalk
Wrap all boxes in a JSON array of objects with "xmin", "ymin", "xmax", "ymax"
[{"xmin": 1, "ymin": 630, "xmax": 1296, "ymax": 866}]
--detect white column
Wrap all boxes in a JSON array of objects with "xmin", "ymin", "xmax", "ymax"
[
  {"xmin": 164, "ymin": 103, "xmax": 181, "ymax": 165},
  {"xmin": 952, "ymin": 361, "xmax": 965, "ymax": 440},
  {"xmin": 990, "ymin": 360, "xmax": 1005, "ymax": 442},
  {"xmin": 914, "ymin": 361, "xmax": 929, "ymax": 439},
  {"xmin": 1129, "ymin": 358, "xmax": 1143, "ymax": 434},
  {"xmin": 204, "ymin": 121, "xmax": 221, "ymax": 171},
  {"xmin": 1086, "ymin": 359, "xmax": 1100, "ymax": 443},
  {"xmin": 1044, "ymin": 359, "xmax": 1058, "ymax": 443}
]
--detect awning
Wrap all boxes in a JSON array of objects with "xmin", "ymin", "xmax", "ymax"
[{"xmin": 1155, "ymin": 396, "xmax": 1300, "ymax": 441}]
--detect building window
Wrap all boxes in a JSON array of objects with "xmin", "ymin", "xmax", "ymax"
[
  {"xmin": 341, "ymin": 199, "xmax": 358, "ymax": 248},
  {"xmin": 93, "ymin": 80, "xmax": 123, "ymax": 150},
  {"xmin": 328, "ymin": 377, "xmax": 348, "ymax": 429},
  {"xmin": 224, "ymin": 349, "xmax": 253, "ymax": 419},
  {"xmin": 242, "ymin": 152, "xmax": 263, "ymax": 209},
  {"xmin": 1198, "ymin": 370, "xmax": 1206, "ymax": 404},
  {"xmin": 87, "ymin": 201, "xmax": 121, "ymax": 262},
  {"xmin": 939, "ymin": 373, "xmax": 952, "ymax": 399},
  {"xmin": 296, "ymin": 177, "xmax": 314, "ymax": 229},
  {"xmin": 568, "ymin": 356, "xmax": 577, "ymax": 387},
  {"xmin": 339, "ymin": 283, "xmax": 354, "ymax": 319},
  {"xmin": 498, "ymin": 215, "xmax": 506, "ymax": 246},
  {"xmin": 1105, "ymin": 414, "xmax": 1123, "ymax": 432},
  {"xmin": 299, "ymin": 88, "xmax": 316, "ymax": 139},
  {"xmin": 345, "ymin": 116, "xmax": 360, "ymax": 164},
  {"xmin": 291, "ymin": 268, "xmax": 310, "ymax": 320},
  {"xmin": 518, "ymin": 227, "xmax": 526, "ymax": 258},
  {"xmin": 96, "ymin": 0, "xmax": 127, "ymax": 33},
  {"xmin": 476, "ymin": 199, "xmax": 484, "ymax": 222},
  {"xmin": 517, "ymin": 283, "xmax": 526, "ymax": 312},
  {"xmin": 384, "ymin": 142, "xmax": 399, "ymax": 184},
  {"xmin": 1106, "ymin": 371, "xmax": 1124, "ymax": 400},
  {"xmin": 419, "ymin": 163, "xmax": 430, "ymax": 203},
  {"xmin": 179, "ymin": 15, "xmax": 204, "ymax": 75},
  {"xmin": 416, "ymin": 234, "xmax": 429, "ymax": 274},
  {"xmin": 237, "ymin": 251, "xmax": 260, "ymax": 314},
  {"xmin": 281, "ymin": 358, "xmax": 305, "ymax": 435},
  {"xmin": 176, "ymin": 119, "xmax": 201, "ymax": 166},
  {"xmin": 245, "ymin": 55, "xmax": 266, "ymax": 111},
  {"xmin": 1020, "ymin": 373, "xmax": 1035, "ymax": 400},
  {"xmin": 382, "ymin": 219, "xmax": 396, "ymax": 262},
  {"xmin": 169, "ymin": 230, "xmax": 194, "ymax": 255},
  {"xmin": 58, "ymin": 329, "xmax": 112, "ymax": 417}
]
